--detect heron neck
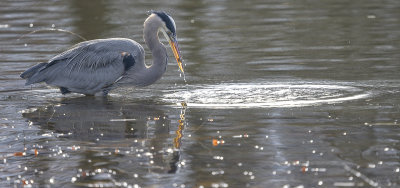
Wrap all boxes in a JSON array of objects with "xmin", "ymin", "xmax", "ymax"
[
  {"xmin": 137, "ymin": 16, "xmax": 167, "ymax": 86},
  {"xmin": 144, "ymin": 17, "xmax": 163, "ymax": 51}
]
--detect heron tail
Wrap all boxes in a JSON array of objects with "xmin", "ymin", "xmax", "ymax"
[{"xmin": 20, "ymin": 62, "xmax": 47, "ymax": 85}]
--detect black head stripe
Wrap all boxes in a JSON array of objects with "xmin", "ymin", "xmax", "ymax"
[{"xmin": 153, "ymin": 11, "xmax": 176, "ymax": 35}]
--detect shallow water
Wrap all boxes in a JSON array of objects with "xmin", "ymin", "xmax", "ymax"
[{"xmin": 1, "ymin": 0, "xmax": 400, "ymax": 187}]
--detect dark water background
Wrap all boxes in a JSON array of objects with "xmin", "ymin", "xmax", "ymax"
[{"xmin": 0, "ymin": 0, "xmax": 399, "ymax": 187}]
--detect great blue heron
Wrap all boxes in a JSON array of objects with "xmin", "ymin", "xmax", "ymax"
[{"xmin": 20, "ymin": 11, "xmax": 184, "ymax": 96}]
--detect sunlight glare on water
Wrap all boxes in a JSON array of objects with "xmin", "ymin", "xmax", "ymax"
[{"xmin": 164, "ymin": 82, "xmax": 370, "ymax": 108}]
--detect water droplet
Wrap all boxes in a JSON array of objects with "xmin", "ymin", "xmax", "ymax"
[
  {"xmin": 318, "ymin": 181, "xmax": 323, "ymax": 185},
  {"xmin": 29, "ymin": 23, "xmax": 33, "ymax": 27},
  {"xmin": 49, "ymin": 177, "xmax": 55, "ymax": 184}
]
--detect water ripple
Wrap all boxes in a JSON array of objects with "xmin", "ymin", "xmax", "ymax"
[{"xmin": 164, "ymin": 82, "xmax": 370, "ymax": 108}]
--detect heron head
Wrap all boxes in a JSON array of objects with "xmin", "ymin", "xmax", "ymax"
[{"xmin": 152, "ymin": 11, "xmax": 184, "ymax": 73}]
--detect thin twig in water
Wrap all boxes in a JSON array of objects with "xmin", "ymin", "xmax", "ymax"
[{"xmin": 18, "ymin": 28, "xmax": 87, "ymax": 41}]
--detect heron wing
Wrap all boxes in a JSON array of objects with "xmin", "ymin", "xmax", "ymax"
[{"xmin": 29, "ymin": 39, "xmax": 140, "ymax": 94}]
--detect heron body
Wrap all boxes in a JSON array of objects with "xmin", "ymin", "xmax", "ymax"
[{"xmin": 20, "ymin": 11, "xmax": 183, "ymax": 96}]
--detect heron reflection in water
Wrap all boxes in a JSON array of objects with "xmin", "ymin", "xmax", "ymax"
[
  {"xmin": 22, "ymin": 97, "xmax": 184, "ymax": 173},
  {"xmin": 20, "ymin": 11, "xmax": 184, "ymax": 96}
]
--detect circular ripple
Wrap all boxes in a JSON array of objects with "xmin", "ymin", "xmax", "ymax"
[{"xmin": 163, "ymin": 83, "xmax": 370, "ymax": 108}]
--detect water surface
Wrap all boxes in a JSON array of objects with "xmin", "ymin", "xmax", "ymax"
[{"xmin": 0, "ymin": 0, "xmax": 399, "ymax": 187}]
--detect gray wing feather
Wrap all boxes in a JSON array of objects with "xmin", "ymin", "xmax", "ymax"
[{"xmin": 26, "ymin": 38, "xmax": 143, "ymax": 95}]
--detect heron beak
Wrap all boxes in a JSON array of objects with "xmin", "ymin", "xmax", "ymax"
[{"xmin": 168, "ymin": 36, "xmax": 184, "ymax": 73}]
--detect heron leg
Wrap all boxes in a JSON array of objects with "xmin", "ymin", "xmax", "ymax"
[
  {"xmin": 101, "ymin": 86, "xmax": 113, "ymax": 96},
  {"xmin": 59, "ymin": 87, "xmax": 70, "ymax": 95},
  {"xmin": 102, "ymin": 89, "xmax": 109, "ymax": 96}
]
